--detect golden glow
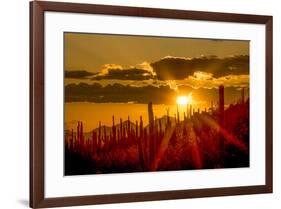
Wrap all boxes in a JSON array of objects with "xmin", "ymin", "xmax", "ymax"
[
  {"xmin": 65, "ymin": 33, "xmax": 249, "ymax": 73},
  {"xmin": 193, "ymin": 71, "xmax": 213, "ymax": 80},
  {"xmin": 177, "ymin": 95, "xmax": 192, "ymax": 105}
]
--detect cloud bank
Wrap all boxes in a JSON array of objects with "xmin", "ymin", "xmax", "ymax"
[
  {"xmin": 91, "ymin": 62, "xmax": 156, "ymax": 81},
  {"xmin": 64, "ymin": 55, "xmax": 249, "ymax": 104},
  {"xmin": 65, "ymin": 70, "xmax": 96, "ymax": 79},
  {"xmin": 65, "ymin": 82, "xmax": 248, "ymax": 105},
  {"xmin": 151, "ymin": 55, "xmax": 249, "ymax": 80}
]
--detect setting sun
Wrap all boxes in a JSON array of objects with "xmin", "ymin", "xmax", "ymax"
[{"xmin": 176, "ymin": 95, "xmax": 192, "ymax": 105}]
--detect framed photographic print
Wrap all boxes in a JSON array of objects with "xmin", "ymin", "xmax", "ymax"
[{"xmin": 30, "ymin": 1, "xmax": 273, "ymax": 208}]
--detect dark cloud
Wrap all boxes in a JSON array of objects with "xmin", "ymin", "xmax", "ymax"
[
  {"xmin": 150, "ymin": 55, "xmax": 249, "ymax": 80},
  {"xmin": 65, "ymin": 82, "xmax": 247, "ymax": 105},
  {"xmin": 67, "ymin": 55, "xmax": 248, "ymax": 81},
  {"xmin": 65, "ymin": 82, "xmax": 175, "ymax": 104},
  {"xmin": 65, "ymin": 70, "xmax": 96, "ymax": 79},
  {"xmin": 92, "ymin": 67, "xmax": 155, "ymax": 81}
]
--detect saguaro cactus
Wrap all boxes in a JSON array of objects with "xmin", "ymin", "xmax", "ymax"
[
  {"xmin": 219, "ymin": 85, "xmax": 224, "ymax": 127},
  {"xmin": 112, "ymin": 115, "xmax": 116, "ymax": 143},
  {"xmin": 148, "ymin": 102, "xmax": 155, "ymax": 169},
  {"xmin": 218, "ymin": 85, "xmax": 225, "ymax": 161}
]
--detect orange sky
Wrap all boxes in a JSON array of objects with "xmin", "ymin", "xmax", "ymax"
[
  {"xmin": 64, "ymin": 32, "xmax": 249, "ymax": 106},
  {"xmin": 64, "ymin": 33, "xmax": 250, "ymax": 131},
  {"xmin": 64, "ymin": 32, "xmax": 249, "ymax": 73}
]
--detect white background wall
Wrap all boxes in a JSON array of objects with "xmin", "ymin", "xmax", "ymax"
[{"xmin": 0, "ymin": 0, "xmax": 279, "ymax": 208}]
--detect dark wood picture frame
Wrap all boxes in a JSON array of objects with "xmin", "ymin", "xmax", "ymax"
[{"xmin": 30, "ymin": 1, "xmax": 273, "ymax": 208}]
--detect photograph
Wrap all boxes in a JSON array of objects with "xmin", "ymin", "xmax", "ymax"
[
  {"xmin": 64, "ymin": 33, "xmax": 250, "ymax": 175},
  {"xmin": 28, "ymin": 1, "xmax": 273, "ymax": 207}
]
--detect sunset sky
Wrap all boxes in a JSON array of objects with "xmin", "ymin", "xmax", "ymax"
[
  {"xmin": 64, "ymin": 32, "xmax": 250, "ymax": 173},
  {"xmin": 64, "ymin": 32, "xmax": 249, "ymax": 106}
]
